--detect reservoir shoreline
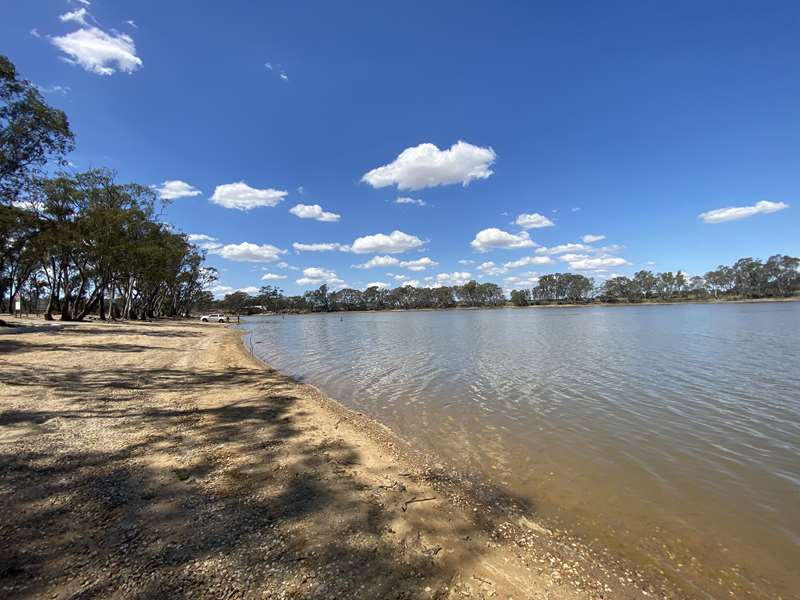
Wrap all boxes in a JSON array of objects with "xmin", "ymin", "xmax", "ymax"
[{"xmin": 0, "ymin": 316, "xmax": 681, "ymax": 599}]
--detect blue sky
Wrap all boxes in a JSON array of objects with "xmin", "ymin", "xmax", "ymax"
[{"xmin": 4, "ymin": 0, "xmax": 799, "ymax": 296}]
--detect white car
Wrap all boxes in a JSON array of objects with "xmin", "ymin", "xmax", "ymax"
[{"xmin": 200, "ymin": 313, "xmax": 228, "ymax": 323}]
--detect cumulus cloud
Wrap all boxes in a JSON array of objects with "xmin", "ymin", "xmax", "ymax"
[
  {"xmin": 698, "ymin": 200, "xmax": 789, "ymax": 223},
  {"xmin": 296, "ymin": 267, "xmax": 344, "ymax": 287},
  {"xmin": 503, "ymin": 255, "xmax": 554, "ymax": 268},
  {"xmin": 431, "ymin": 272, "xmax": 472, "ymax": 287},
  {"xmin": 362, "ymin": 141, "xmax": 496, "ymax": 191},
  {"xmin": 366, "ymin": 282, "xmax": 389, "ymax": 290},
  {"xmin": 535, "ymin": 243, "xmax": 591, "ymax": 255},
  {"xmin": 51, "ymin": 27, "xmax": 142, "ymax": 75},
  {"xmin": 581, "ymin": 234, "xmax": 606, "ymax": 243},
  {"xmin": 187, "ymin": 233, "xmax": 222, "ymax": 251},
  {"xmin": 208, "ymin": 285, "xmax": 259, "ymax": 298},
  {"xmin": 352, "ymin": 255, "xmax": 400, "ymax": 269},
  {"xmin": 395, "ymin": 197, "xmax": 426, "ymax": 207},
  {"xmin": 561, "ymin": 254, "xmax": 630, "ymax": 271},
  {"xmin": 351, "ymin": 230, "xmax": 424, "ymax": 254},
  {"xmin": 59, "ymin": 8, "xmax": 89, "ymax": 25},
  {"xmin": 288, "ymin": 203, "xmax": 340, "ymax": 222},
  {"xmin": 470, "ymin": 228, "xmax": 536, "ymax": 252},
  {"xmin": 154, "ymin": 180, "xmax": 201, "ymax": 200},
  {"xmin": 261, "ymin": 273, "xmax": 287, "ymax": 280},
  {"xmin": 401, "ymin": 280, "xmax": 420, "ymax": 288},
  {"xmin": 292, "ymin": 242, "xmax": 350, "ymax": 252},
  {"xmin": 213, "ymin": 242, "xmax": 286, "ymax": 262},
  {"xmin": 210, "ymin": 182, "xmax": 287, "ymax": 210},
  {"xmin": 401, "ymin": 257, "xmax": 438, "ymax": 271},
  {"xmin": 478, "ymin": 261, "xmax": 508, "ymax": 276},
  {"xmin": 504, "ymin": 273, "xmax": 540, "ymax": 287},
  {"xmin": 515, "ymin": 213, "xmax": 555, "ymax": 229}
]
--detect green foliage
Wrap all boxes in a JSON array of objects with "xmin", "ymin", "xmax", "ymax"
[
  {"xmin": 0, "ymin": 56, "xmax": 211, "ymax": 319},
  {"xmin": 1, "ymin": 55, "xmax": 74, "ymax": 202}
]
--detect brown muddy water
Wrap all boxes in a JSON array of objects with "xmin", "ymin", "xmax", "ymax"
[{"xmin": 242, "ymin": 302, "xmax": 800, "ymax": 599}]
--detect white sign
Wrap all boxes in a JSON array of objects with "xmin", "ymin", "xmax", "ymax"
[{"xmin": 13, "ymin": 293, "xmax": 21, "ymax": 311}]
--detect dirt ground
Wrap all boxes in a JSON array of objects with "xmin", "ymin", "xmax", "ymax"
[{"xmin": 0, "ymin": 318, "xmax": 679, "ymax": 599}]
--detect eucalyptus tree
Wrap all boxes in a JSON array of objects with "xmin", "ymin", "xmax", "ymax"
[
  {"xmin": 632, "ymin": 270, "xmax": 657, "ymax": 300},
  {"xmin": 0, "ymin": 55, "xmax": 74, "ymax": 202},
  {"xmin": 764, "ymin": 254, "xmax": 800, "ymax": 296},
  {"xmin": 510, "ymin": 289, "xmax": 530, "ymax": 306}
]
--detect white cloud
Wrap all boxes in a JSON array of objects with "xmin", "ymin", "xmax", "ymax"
[
  {"xmin": 155, "ymin": 180, "xmax": 201, "ymax": 200},
  {"xmin": 561, "ymin": 254, "xmax": 630, "ymax": 271},
  {"xmin": 351, "ymin": 230, "xmax": 424, "ymax": 254},
  {"xmin": 353, "ymin": 255, "xmax": 400, "ymax": 269},
  {"xmin": 365, "ymin": 282, "xmax": 389, "ymax": 290},
  {"xmin": 208, "ymin": 285, "xmax": 259, "ymax": 298},
  {"xmin": 125, "ymin": 20, "xmax": 138, "ymax": 29},
  {"xmin": 292, "ymin": 242, "xmax": 350, "ymax": 252},
  {"xmin": 296, "ymin": 267, "xmax": 344, "ymax": 287},
  {"xmin": 35, "ymin": 84, "xmax": 71, "ymax": 95},
  {"xmin": 470, "ymin": 228, "xmax": 536, "ymax": 252},
  {"xmin": 535, "ymin": 243, "xmax": 591, "ymax": 255},
  {"xmin": 30, "ymin": 28, "xmax": 41, "ymax": 38},
  {"xmin": 61, "ymin": 8, "xmax": 89, "ymax": 25},
  {"xmin": 213, "ymin": 242, "xmax": 286, "ymax": 263},
  {"xmin": 431, "ymin": 272, "xmax": 472, "ymax": 287},
  {"xmin": 188, "ymin": 234, "xmax": 215, "ymax": 242},
  {"xmin": 503, "ymin": 255, "xmax": 554, "ymax": 269},
  {"xmin": 59, "ymin": 8, "xmax": 88, "ymax": 25},
  {"xmin": 478, "ymin": 261, "xmax": 508, "ymax": 276},
  {"xmin": 51, "ymin": 27, "xmax": 142, "ymax": 76},
  {"xmin": 288, "ymin": 203, "xmax": 340, "ymax": 222},
  {"xmin": 571, "ymin": 207, "xmax": 581, "ymax": 212},
  {"xmin": 208, "ymin": 285, "xmax": 233, "ymax": 297},
  {"xmin": 515, "ymin": 213, "xmax": 555, "ymax": 229},
  {"xmin": 698, "ymin": 200, "xmax": 789, "ymax": 224},
  {"xmin": 395, "ymin": 197, "xmax": 427, "ymax": 207},
  {"xmin": 581, "ymin": 234, "xmax": 606, "ymax": 243},
  {"xmin": 261, "ymin": 273, "xmax": 287, "ymax": 280},
  {"xmin": 265, "ymin": 62, "xmax": 288, "ymax": 81},
  {"xmin": 362, "ymin": 141, "xmax": 496, "ymax": 190},
  {"xmin": 210, "ymin": 182, "xmax": 287, "ymax": 210},
  {"xmin": 400, "ymin": 257, "xmax": 438, "ymax": 271},
  {"xmin": 187, "ymin": 233, "xmax": 222, "ymax": 251},
  {"xmin": 401, "ymin": 280, "xmax": 420, "ymax": 287},
  {"xmin": 504, "ymin": 273, "xmax": 540, "ymax": 287},
  {"xmin": 458, "ymin": 259, "xmax": 476, "ymax": 265}
]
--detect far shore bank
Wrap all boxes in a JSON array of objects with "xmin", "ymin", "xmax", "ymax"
[
  {"xmin": 0, "ymin": 317, "xmax": 683, "ymax": 599},
  {"xmin": 237, "ymin": 294, "xmax": 800, "ymax": 318}
]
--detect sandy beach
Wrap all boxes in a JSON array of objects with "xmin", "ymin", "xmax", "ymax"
[{"xmin": 0, "ymin": 318, "xmax": 678, "ymax": 599}]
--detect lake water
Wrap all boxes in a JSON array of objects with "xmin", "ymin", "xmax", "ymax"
[{"xmin": 241, "ymin": 303, "xmax": 800, "ymax": 599}]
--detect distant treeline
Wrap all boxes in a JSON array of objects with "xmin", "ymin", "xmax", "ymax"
[
  {"xmin": 512, "ymin": 255, "xmax": 800, "ymax": 306},
  {"xmin": 1, "ymin": 55, "xmax": 214, "ymax": 320},
  {"xmin": 212, "ymin": 254, "xmax": 799, "ymax": 315}
]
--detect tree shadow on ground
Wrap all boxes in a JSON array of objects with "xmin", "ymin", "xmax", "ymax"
[{"xmin": 0, "ymin": 344, "xmax": 539, "ymax": 600}]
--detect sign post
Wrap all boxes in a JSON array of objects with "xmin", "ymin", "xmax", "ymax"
[{"xmin": 13, "ymin": 292, "xmax": 21, "ymax": 317}]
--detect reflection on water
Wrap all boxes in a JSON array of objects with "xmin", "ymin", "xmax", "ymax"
[{"xmin": 242, "ymin": 303, "xmax": 800, "ymax": 598}]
